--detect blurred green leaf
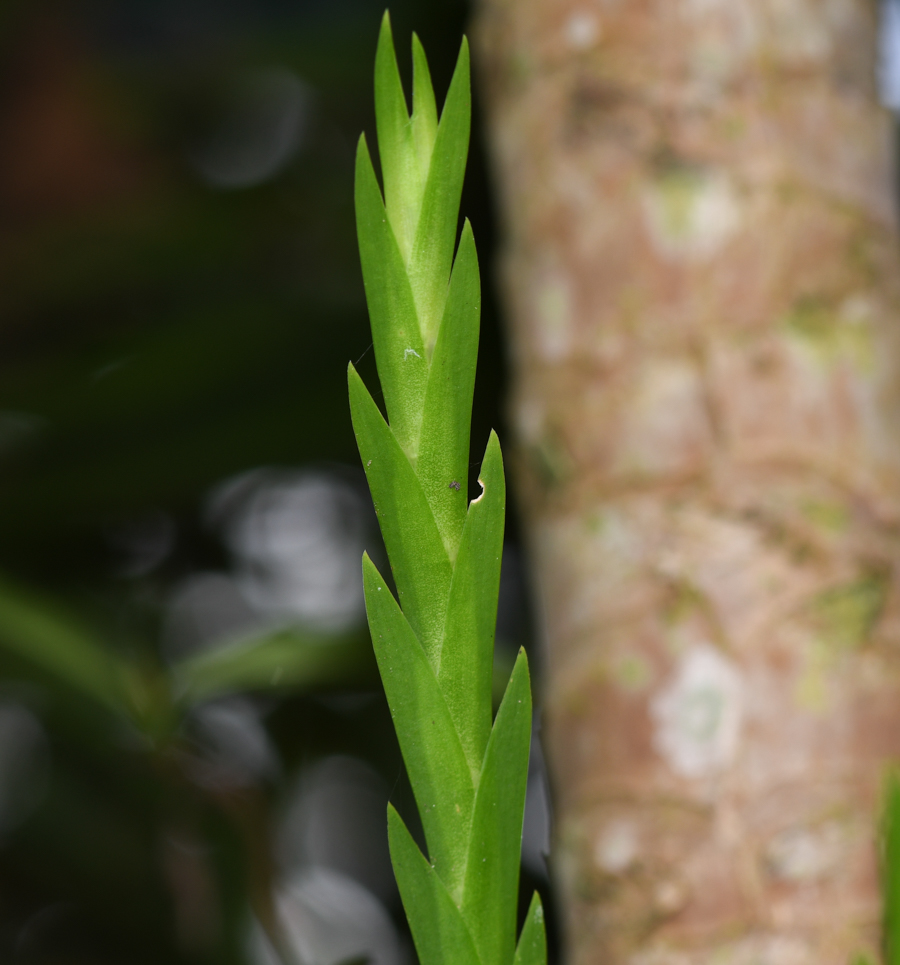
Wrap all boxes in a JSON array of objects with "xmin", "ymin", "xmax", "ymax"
[
  {"xmin": 172, "ymin": 625, "xmax": 372, "ymax": 704},
  {"xmin": 0, "ymin": 578, "xmax": 128, "ymax": 715},
  {"xmin": 406, "ymin": 37, "xmax": 470, "ymax": 350}
]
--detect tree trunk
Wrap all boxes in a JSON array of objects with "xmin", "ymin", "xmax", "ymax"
[{"xmin": 473, "ymin": 1, "xmax": 900, "ymax": 962}]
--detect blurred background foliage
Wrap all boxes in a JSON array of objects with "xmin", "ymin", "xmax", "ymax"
[{"xmin": 0, "ymin": 1, "xmax": 553, "ymax": 963}]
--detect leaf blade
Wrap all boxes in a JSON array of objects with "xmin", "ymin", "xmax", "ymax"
[
  {"xmin": 355, "ymin": 134, "xmax": 427, "ymax": 456},
  {"xmin": 364, "ymin": 554, "xmax": 473, "ymax": 892},
  {"xmin": 438, "ymin": 430, "xmax": 505, "ymax": 772},
  {"xmin": 411, "ymin": 33, "xmax": 438, "ymax": 173},
  {"xmin": 374, "ymin": 11, "xmax": 420, "ymax": 261},
  {"xmin": 416, "ymin": 221, "xmax": 481, "ymax": 557},
  {"xmin": 349, "ymin": 363, "xmax": 452, "ymax": 658},
  {"xmin": 388, "ymin": 805, "xmax": 483, "ymax": 965},
  {"xmin": 407, "ymin": 37, "xmax": 471, "ymax": 350},
  {"xmin": 461, "ymin": 649, "xmax": 532, "ymax": 965}
]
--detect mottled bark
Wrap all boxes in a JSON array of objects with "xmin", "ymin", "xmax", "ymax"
[{"xmin": 473, "ymin": 1, "xmax": 900, "ymax": 962}]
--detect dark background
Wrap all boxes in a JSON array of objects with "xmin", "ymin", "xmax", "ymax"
[{"xmin": 0, "ymin": 1, "xmax": 555, "ymax": 963}]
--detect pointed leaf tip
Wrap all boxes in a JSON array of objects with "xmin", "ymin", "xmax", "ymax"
[
  {"xmin": 406, "ymin": 31, "xmax": 471, "ymax": 347},
  {"xmin": 514, "ymin": 892, "xmax": 548, "ymax": 965},
  {"xmin": 379, "ymin": 9, "xmax": 394, "ymax": 44},
  {"xmin": 411, "ymin": 31, "xmax": 438, "ymax": 168},
  {"xmin": 450, "ymin": 36, "xmax": 471, "ymax": 98}
]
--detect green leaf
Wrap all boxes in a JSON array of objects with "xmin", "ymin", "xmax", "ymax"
[
  {"xmin": 375, "ymin": 11, "xmax": 423, "ymax": 262},
  {"xmin": 407, "ymin": 37, "xmax": 471, "ymax": 351},
  {"xmin": 462, "ymin": 649, "xmax": 532, "ymax": 965},
  {"xmin": 355, "ymin": 134, "xmax": 427, "ymax": 457},
  {"xmin": 411, "ymin": 34, "xmax": 438, "ymax": 173},
  {"xmin": 349, "ymin": 363, "xmax": 452, "ymax": 658},
  {"xmin": 387, "ymin": 804, "xmax": 483, "ymax": 965},
  {"xmin": 884, "ymin": 770, "xmax": 900, "ymax": 965},
  {"xmin": 514, "ymin": 893, "xmax": 547, "ymax": 965},
  {"xmin": 416, "ymin": 221, "xmax": 481, "ymax": 557},
  {"xmin": 172, "ymin": 627, "xmax": 372, "ymax": 703},
  {"xmin": 364, "ymin": 555, "xmax": 474, "ymax": 893},
  {"xmin": 0, "ymin": 579, "xmax": 127, "ymax": 715},
  {"xmin": 438, "ymin": 431, "xmax": 505, "ymax": 773}
]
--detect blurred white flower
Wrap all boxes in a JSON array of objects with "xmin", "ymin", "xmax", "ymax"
[
  {"xmin": 251, "ymin": 867, "xmax": 403, "ymax": 965},
  {"xmin": 277, "ymin": 755, "xmax": 394, "ymax": 902},
  {"xmin": 162, "ymin": 571, "xmax": 259, "ymax": 659},
  {"xmin": 186, "ymin": 696, "xmax": 279, "ymax": 789},
  {"xmin": 211, "ymin": 468, "xmax": 370, "ymax": 633}
]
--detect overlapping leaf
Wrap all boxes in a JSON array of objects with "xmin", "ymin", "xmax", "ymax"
[
  {"xmin": 388, "ymin": 805, "xmax": 483, "ymax": 965},
  {"xmin": 438, "ymin": 431, "xmax": 504, "ymax": 773},
  {"xmin": 406, "ymin": 37, "xmax": 471, "ymax": 351},
  {"xmin": 374, "ymin": 14, "xmax": 425, "ymax": 262},
  {"xmin": 363, "ymin": 554, "xmax": 473, "ymax": 892},
  {"xmin": 416, "ymin": 220, "xmax": 481, "ymax": 558},
  {"xmin": 411, "ymin": 36, "xmax": 438, "ymax": 177},
  {"xmin": 461, "ymin": 651, "xmax": 532, "ymax": 965},
  {"xmin": 355, "ymin": 135, "xmax": 427, "ymax": 457},
  {"xmin": 349, "ymin": 364, "xmax": 451, "ymax": 661}
]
